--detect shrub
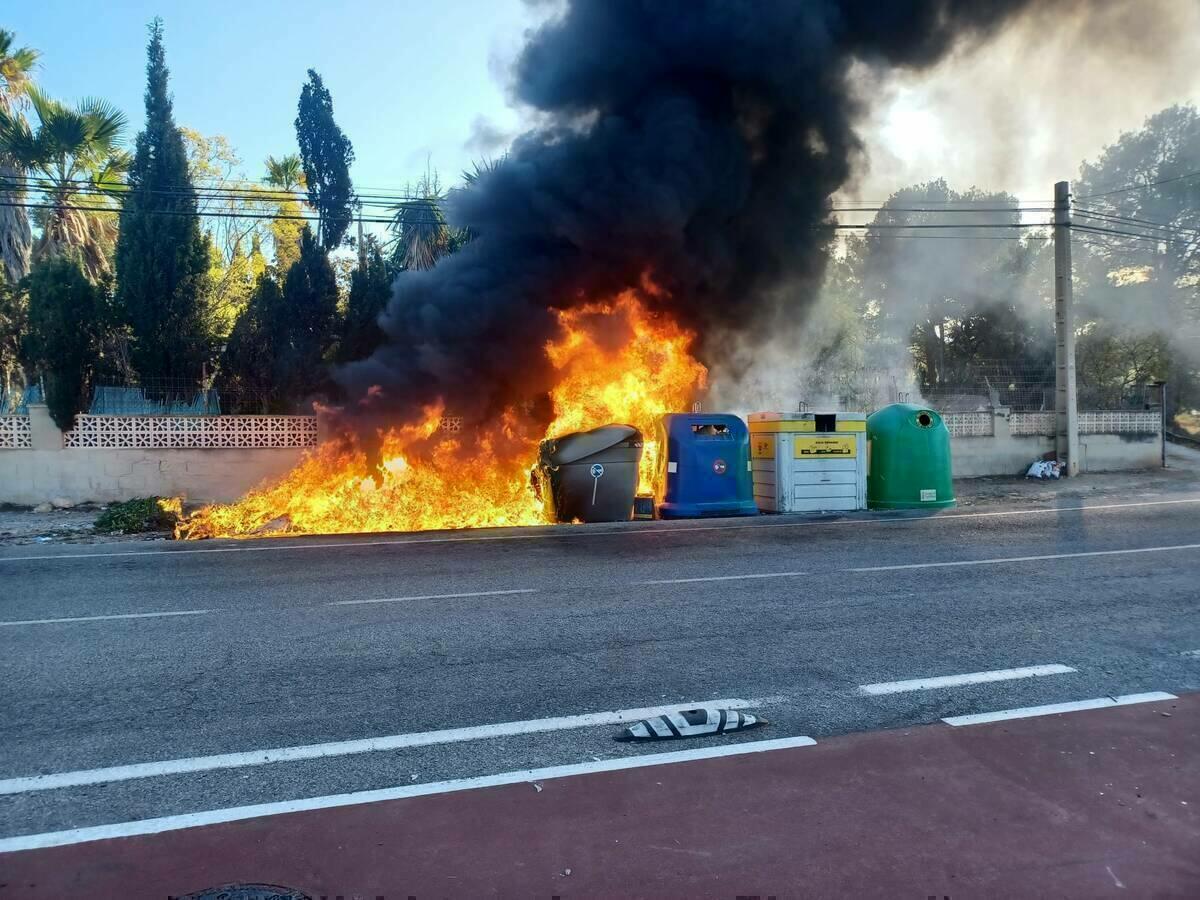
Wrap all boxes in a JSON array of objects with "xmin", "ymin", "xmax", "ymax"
[{"xmin": 94, "ymin": 496, "xmax": 182, "ymax": 534}]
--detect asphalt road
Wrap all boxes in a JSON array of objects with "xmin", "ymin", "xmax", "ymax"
[{"xmin": 1, "ymin": 494, "xmax": 1199, "ymax": 843}]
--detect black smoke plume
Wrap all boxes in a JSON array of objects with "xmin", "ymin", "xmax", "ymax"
[{"xmin": 335, "ymin": 0, "xmax": 1045, "ymax": 440}]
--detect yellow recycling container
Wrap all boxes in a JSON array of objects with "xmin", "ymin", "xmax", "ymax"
[{"xmin": 748, "ymin": 411, "xmax": 868, "ymax": 512}]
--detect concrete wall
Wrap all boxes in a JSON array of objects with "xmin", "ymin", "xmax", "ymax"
[
  {"xmin": 0, "ymin": 406, "xmax": 308, "ymax": 506},
  {"xmin": 0, "ymin": 446, "xmax": 308, "ymax": 505},
  {"xmin": 950, "ymin": 408, "xmax": 1162, "ymax": 478}
]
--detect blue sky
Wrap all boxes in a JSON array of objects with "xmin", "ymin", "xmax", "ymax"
[
  {"xmin": 8, "ymin": 1, "xmax": 1199, "ymax": 207},
  {"xmin": 7, "ymin": 0, "xmax": 540, "ymax": 191}
]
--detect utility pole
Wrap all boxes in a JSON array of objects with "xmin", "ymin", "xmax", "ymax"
[{"xmin": 1053, "ymin": 181, "xmax": 1079, "ymax": 476}]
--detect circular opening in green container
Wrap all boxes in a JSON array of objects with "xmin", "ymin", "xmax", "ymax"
[{"xmin": 916, "ymin": 411, "xmax": 933, "ymax": 427}]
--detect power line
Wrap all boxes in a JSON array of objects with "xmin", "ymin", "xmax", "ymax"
[
  {"xmin": 831, "ymin": 206, "xmax": 1051, "ymax": 213},
  {"xmin": 0, "ymin": 175, "xmax": 439, "ymax": 209},
  {"xmin": 1069, "ymin": 222, "xmax": 1184, "ymax": 245},
  {"xmin": 1074, "ymin": 207, "xmax": 1200, "ymax": 238},
  {"xmin": 834, "ymin": 197, "xmax": 1055, "ymax": 205},
  {"xmin": 1075, "ymin": 169, "xmax": 1200, "ymax": 200},
  {"xmin": 0, "ymin": 199, "xmax": 442, "ymax": 226},
  {"xmin": 832, "ymin": 222, "xmax": 1052, "ymax": 231}
]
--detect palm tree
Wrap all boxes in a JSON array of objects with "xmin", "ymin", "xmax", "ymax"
[
  {"xmin": 0, "ymin": 29, "xmax": 39, "ymax": 284},
  {"xmin": 262, "ymin": 153, "xmax": 307, "ymax": 272},
  {"xmin": 264, "ymin": 153, "xmax": 305, "ymax": 192},
  {"xmin": 387, "ymin": 172, "xmax": 461, "ymax": 272},
  {"xmin": 0, "ymin": 86, "xmax": 129, "ymax": 281}
]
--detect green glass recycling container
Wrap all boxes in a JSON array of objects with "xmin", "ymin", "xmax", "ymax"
[{"xmin": 866, "ymin": 403, "xmax": 956, "ymax": 510}]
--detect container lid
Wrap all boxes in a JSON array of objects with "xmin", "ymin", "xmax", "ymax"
[
  {"xmin": 747, "ymin": 411, "xmax": 866, "ymax": 422},
  {"xmin": 540, "ymin": 423, "xmax": 641, "ymax": 465}
]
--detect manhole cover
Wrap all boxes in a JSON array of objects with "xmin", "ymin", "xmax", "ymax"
[{"xmin": 172, "ymin": 884, "xmax": 311, "ymax": 900}]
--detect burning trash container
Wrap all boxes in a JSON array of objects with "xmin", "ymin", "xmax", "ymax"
[
  {"xmin": 655, "ymin": 414, "xmax": 757, "ymax": 518},
  {"xmin": 534, "ymin": 424, "xmax": 643, "ymax": 523}
]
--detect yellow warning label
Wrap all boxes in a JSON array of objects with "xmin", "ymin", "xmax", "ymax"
[
  {"xmin": 794, "ymin": 436, "xmax": 857, "ymax": 458},
  {"xmin": 751, "ymin": 437, "xmax": 776, "ymax": 459}
]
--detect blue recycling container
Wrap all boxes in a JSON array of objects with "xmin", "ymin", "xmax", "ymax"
[{"xmin": 656, "ymin": 414, "xmax": 758, "ymax": 518}]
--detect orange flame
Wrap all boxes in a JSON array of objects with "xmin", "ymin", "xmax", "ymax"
[{"xmin": 179, "ymin": 289, "xmax": 706, "ymax": 539}]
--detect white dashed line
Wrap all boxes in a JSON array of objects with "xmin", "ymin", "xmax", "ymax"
[
  {"xmin": 0, "ymin": 697, "xmax": 769, "ymax": 796},
  {"xmin": 847, "ymin": 544, "xmax": 1200, "ymax": 572},
  {"xmin": 0, "ymin": 609, "xmax": 210, "ymax": 627},
  {"xmin": 0, "ymin": 735, "xmax": 817, "ymax": 853},
  {"xmin": 636, "ymin": 571, "xmax": 807, "ymax": 585},
  {"xmin": 331, "ymin": 588, "xmax": 538, "ymax": 606},
  {"xmin": 858, "ymin": 664, "xmax": 1076, "ymax": 696},
  {"xmin": 942, "ymin": 691, "xmax": 1177, "ymax": 726}
]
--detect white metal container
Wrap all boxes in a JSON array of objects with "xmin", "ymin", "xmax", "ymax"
[{"xmin": 747, "ymin": 411, "xmax": 868, "ymax": 512}]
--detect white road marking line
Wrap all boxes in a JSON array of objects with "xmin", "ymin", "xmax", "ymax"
[
  {"xmin": 0, "ymin": 697, "xmax": 772, "ymax": 796},
  {"xmin": 636, "ymin": 571, "xmax": 807, "ymax": 585},
  {"xmin": 0, "ymin": 735, "xmax": 817, "ymax": 853},
  {"xmin": 859, "ymin": 664, "xmax": 1076, "ymax": 696},
  {"xmin": 847, "ymin": 543, "xmax": 1200, "ymax": 573},
  {"xmin": 3, "ymin": 496, "xmax": 1197, "ymax": 563},
  {"xmin": 0, "ymin": 609, "xmax": 210, "ymax": 628},
  {"xmin": 332, "ymin": 588, "xmax": 537, "ymax": 606},
  {"xmin": 942, "ymin": 691, "xmax": 1177, "ymax": 726}
]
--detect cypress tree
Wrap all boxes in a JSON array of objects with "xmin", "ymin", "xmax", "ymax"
[
  {"xmin": 22, "ymin": 255, "xmax": 106, "ymax": 430},
  {"xmin": 295, "ymin": 70, "xmax": 355, "ymax": 250},
  {"xmin": 336, "ymin": 243, "xmax": 391, "ymax": 363},
  {"xmin": 217, "ymin": 273, "xmax": 282, "ymax": 411},
  {"xmin": 274, "ymin": 227, "xmax": 339, "ymax": 404},
  {"xmin": 114, "ymin": 19, "xmax": 211, "ymax": 386}
]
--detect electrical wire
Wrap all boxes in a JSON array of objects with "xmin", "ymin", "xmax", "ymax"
[
  {"xmin": 0, "ymin": 199, "xmax": 441, "ymax": 226},
  {"xmin": 1075, "ymin": 169, "xmax": 1200, "ymax": 200},
  {"xmin": 1074, "ymin": 208, "xmax": 1200, "ymax": 238},
  {"xmin": 1070, "ymin": 223, "xmax": 1184, "ymax": 245},
  {"xmin": 0, "ymin": 175, "xmax": 437, "ymax": 209}
]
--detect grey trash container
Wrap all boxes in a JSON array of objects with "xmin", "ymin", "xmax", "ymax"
[{"xmin": 534, "ymin": 424, "xmax": 643, "ymax": 523}]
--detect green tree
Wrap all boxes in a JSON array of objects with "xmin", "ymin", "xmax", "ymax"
[
  {"xmin": 0, "ymin": 30, "xmax": 38, "ymax": 285},
  {"xmin": 179, "ymin": 130, "xmax": 269, "ymax": 335},
  {"xmin": 295, "ymin": 70, "xmax": 354, "ymax": 250},
  {"xmin": 20, "ymin": 255, "xmax": 107, "ymax": 429},
  {"xmin": 0, "ymin": 272, "xmax": 27, "ymax": 403},
  {"xmin": 337, "ymin": 239, "xmax": 391, "ymax": 363},
  {"xmin": 1074, "ymin": 104, "xmax": 1200, "ymax": 417},
  {"xmin": 113, "ymin": 19, "xmax": 213, "ymax": 385},
  {"xmin": 857, "ymin": 179, "xmax": 1050, "ymax": 398},
  {"xmin": 217, "ymin": 272, "xmax": 282, "ymax": 410},
  {"xmin": 0, "ymin": 87, "xmax": 128, "ymax": 282},
  {"xmin": 274, "ymin": 226, "xmax": 339, "ymax": 404}
]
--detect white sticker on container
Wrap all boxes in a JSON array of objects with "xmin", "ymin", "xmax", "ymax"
[
  {"xmin": 667, "ymin": 461, "xmax": 678, "ymax": 473},
  {"xmin": 920, "ymin": 489, "xmax": 937, "ymax": 502}
]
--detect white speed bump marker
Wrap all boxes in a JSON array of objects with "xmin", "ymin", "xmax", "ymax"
[{"xmin": 615, "ymin": 708, "xmax": 767, "ymax": 742}]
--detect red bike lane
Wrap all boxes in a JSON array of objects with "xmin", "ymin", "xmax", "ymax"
[{"xmin": 2, "ymin": 694, "xmax": 1197, "ymax": 899}]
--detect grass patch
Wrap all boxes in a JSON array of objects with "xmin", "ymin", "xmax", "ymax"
[{"xmin": 94, "ymin": 497, "xmax": 183, "ymax": 535}]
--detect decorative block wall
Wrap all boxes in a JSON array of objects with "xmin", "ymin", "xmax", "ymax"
[
  {"xmin": 942, "ymin": 412, "xmax": 994, "ymax": 437},
  {"xmin": 62, "ymin": 415, "xmax": 318, "ymax": 449},
  {"xmin": 0, "ymin": 416, "xmax": 32, "ymax": 448}
]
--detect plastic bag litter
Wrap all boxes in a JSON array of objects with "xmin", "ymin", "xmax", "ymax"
[{"xmin": 1025, "ymin": 460, "xmax": 1062, "ymax": 479}]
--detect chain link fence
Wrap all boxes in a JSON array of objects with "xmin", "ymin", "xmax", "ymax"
[{"xmin": 916, "ymin": 360, "xmax": 1160, "ymax": 412}]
